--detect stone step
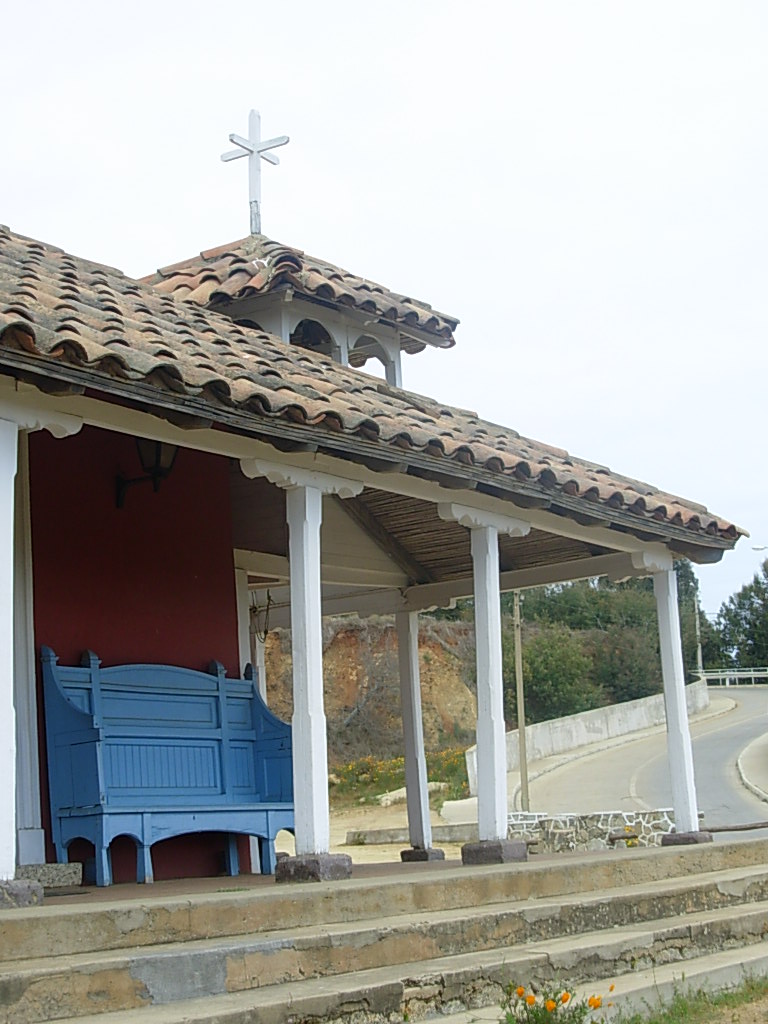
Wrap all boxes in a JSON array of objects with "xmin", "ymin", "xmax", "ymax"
[
  {"xmin": 6, "ymin": 893, "xmax": 768, "ymax": 1022},
  {"xmin": 3, "ymin": 860, "xmax": 768, "ymax": 995},
  {"xmin": 436, "ymin": 941, "xmax": 768, "ymax": 1024},
  {"xmin": 5, "ymin": 837, "xmax": 768, "ymax": 963},
  {"xmin": 5, "ymin": 861, "xmax": 768, "ymax": 1014}
]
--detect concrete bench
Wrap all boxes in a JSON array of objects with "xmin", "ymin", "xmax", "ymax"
[{"xmin": 41, "ymin": 646, "xmax": 294, "ymax": 885}]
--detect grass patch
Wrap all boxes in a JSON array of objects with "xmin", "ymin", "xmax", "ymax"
[
  {"xmin": 330, "ymin": 747, "xmax": 469, "ymax": 808},
  {"xmin": 615, "ymin": 976, "xmax": 768, "ymax": 1024},
  {"xmin": 498, "ymin": 976, "xmax": 768, "ymax": 1024}
]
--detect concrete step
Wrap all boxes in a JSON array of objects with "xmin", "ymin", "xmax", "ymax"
[
  {"xmin": 5, "ymin": 838, "xmax": 768, "ymax": 962},
  {"xmin": 16, "ymin": 918, "xmax": 768, "ymax": 1024},
  {"xmin": 3, "ymin": 860, "xmax": 768, "ymax": 1005},
  {"xmin": 436, "ymin": 942, "xmax": 768, "ymax": 1024},
  {"xmin": 6, "ymin": 891, "xmax": 768, "ymax": 1022},
  {"xmin": 5, "ymin": 861, "xmax": 768, "ymax": 1011}
]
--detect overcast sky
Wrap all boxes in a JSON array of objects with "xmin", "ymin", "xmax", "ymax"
[{"xmin": 2, "ymin": 1, "xmax": 766, "ymax": 618}]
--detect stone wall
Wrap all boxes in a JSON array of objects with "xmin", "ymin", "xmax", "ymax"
[{"xmin": 508, "ymin": 809, "xmax": 677, "ymax": 852}]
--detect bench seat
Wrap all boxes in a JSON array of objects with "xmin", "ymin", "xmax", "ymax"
[{"xmin": 41, "ymin": 646, "xmax": 294, "ymax": 885}]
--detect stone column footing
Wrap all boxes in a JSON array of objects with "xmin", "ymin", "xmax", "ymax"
[
  {"xmin": 0, "ymin": 879, "xmax": 43, "ymax": 909},
  {"xmin": 461, "ymin": 839, "xmax": 528, "ymax": 865},
  {"xmin": 275, "ymin": 853, "xmax": 353, "ymax": 883},
  {"xmin": 16, "ymin": 863, "xmax": 83, "ymax": 888},
  {"xmin": 661, "ymin": 831, "xmax": 714, "ymax": 846},
  {"xmin": 401, "ymin": 847, "xmax": 445, "ymax": 862}
]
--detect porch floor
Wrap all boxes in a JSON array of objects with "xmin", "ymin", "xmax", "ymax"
[{"xmin": 43, "ymin": 852, "xmax": 466, "ymax": 905}]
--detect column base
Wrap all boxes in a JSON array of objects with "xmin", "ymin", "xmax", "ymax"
[
  {"xmin": 0, "ymin": 879, "xmax": 43, "ymax": 909},
  {"xmin": 275, "ymin": 853, "xmax": 353, "ymax": 883},
  {"xmin": 661, "ymin": 831, "xmax": 713, "ymax": 846},
  {"xmin": 461, "ymin": 839, "xmax": 528, "ymax": 865},
  {"xmin": 16, "ymin": 828, "xmax": 47, "ymax": 866},
  {"xmin": 401, "ymin": 847, "xmax": 445, "ymax": 862}
]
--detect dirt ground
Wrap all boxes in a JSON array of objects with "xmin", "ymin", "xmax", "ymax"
[
  {"xmin": 275, "ymin": 800, "xmax": 466, "ymax": 862},
  {"xmin": 709, "ymin": 996, "xmax": 768, "ymax": 1024}
]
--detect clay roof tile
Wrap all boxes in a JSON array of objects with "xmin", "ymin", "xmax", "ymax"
[{"xmin": 0, "ymin": 227, "xmax": 744, "ymax": 552}]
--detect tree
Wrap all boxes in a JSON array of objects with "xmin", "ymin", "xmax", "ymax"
[
  {"xmin": 717, "ymin": 560, "xmax": 768, "ymax": 667},
  {"xmin": 586, "ymin": 625, "xmax": 661, "ymax": 703},
  {"xmin": 503, "ymin": 623, "xmax": 605, "ymax": 724}
]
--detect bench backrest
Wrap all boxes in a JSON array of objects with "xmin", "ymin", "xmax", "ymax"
[{"xmin": 41, "ymin": 647, "xmax": 292, "ymax": 814}]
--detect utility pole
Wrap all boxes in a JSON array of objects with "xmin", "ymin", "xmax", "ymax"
[
  {"xmin": 694, "ymin": 596, "xmax": 704, "ymax": 676},
  {"xmin": 513, "ymin": 591, "xmax": 530, "ymax": 811}
]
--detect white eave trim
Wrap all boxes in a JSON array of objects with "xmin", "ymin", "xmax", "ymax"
[{"xmin": 0, "ymin": 378, "xmax": 710, "ymax": 562}]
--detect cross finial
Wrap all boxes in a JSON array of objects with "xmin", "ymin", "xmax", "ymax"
[{"xmin": 221, "ymin": 110, "xmax": 289, "ymax": 236}]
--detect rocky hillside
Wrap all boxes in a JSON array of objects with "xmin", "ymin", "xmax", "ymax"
[{"xmin": 263, "ymin": 616, "xmax": 477, "ymax": 764}]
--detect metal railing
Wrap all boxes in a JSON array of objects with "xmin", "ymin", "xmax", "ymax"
[{"xmin": 701, "ymin": 668, "xmax": 768, "ymax": 686}]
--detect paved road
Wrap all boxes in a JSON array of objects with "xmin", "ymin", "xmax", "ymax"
[
  {"xmin": 636, "ymin": 688, "xmax": 768, "ymax": 828},
  {"xmin": 527, "ymin": 688, "xmax": 768, "ymax": 835}
]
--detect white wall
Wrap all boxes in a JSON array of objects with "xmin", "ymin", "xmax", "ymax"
[{"xmin": 466, "ymin": 679, "xmax": 709, "ymax": 795}]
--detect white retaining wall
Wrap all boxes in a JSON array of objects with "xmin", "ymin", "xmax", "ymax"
[{"xmin": 466, "ymin": 678, "xmax": 709, "ymax": 796}]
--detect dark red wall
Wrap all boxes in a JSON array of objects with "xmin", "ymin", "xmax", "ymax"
[
  {"xmin": 29, "ymin": 427, "xmax": 240, "ymax": 675},
  {"xmin": 29, "ymin": 426, "xmax": 246, "ymax": 882}
]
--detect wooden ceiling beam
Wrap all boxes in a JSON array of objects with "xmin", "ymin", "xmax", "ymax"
[
  {"xmin": 332, "ymin": 494, "xmax": 436, "ymax": 585},
  {"xmin": 400, "ymin": 551, "xmax": 647, "ymax": 613}
]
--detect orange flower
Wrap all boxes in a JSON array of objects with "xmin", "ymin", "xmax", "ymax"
[
  {"xmin": 588, "ymin": 996, "xmax": 603, "ymax": 1009},
  {"xmin": 545, "ymin": 1000, "xmax": 557, "ymax": 1012},
  {"xmin": 516, "ymin": 987, "xmax": 526, "ymax": 998},
  {"xmin": 609, "ymin": 985, "xmax": 615, "ymax": 992},
  {"xmin": 526, "ymin": 995, "xmax": 536, "ymax": 1006},
  {"xmin": 561, "ymin": 993, "xmax": 571, "ymax": 1004}
]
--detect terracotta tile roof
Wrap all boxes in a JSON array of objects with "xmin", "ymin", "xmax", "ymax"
[
  {"xmin": 0, "ymin": 226, "xmax": 743, "ymax": 553},
  {"xmin": 140, "ymin": 235, "xmax": 458, "ymax": 354}
]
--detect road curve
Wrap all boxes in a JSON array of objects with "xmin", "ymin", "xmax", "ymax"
[{"xmin": 526, "ymin": 688, "xmax": 768, "ymax": 836}]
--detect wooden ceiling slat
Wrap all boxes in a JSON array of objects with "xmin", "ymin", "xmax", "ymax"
[{"xmin": 357, "ymin": 486, "xmax": 610, "ymax": 584}]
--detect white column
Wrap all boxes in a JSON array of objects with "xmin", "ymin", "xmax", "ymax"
[
  {"xmin": 385, "ymin": 352, "xmax": 402, "ymax": 388},
  {"xmin": 14, "ymin": 432, "xmax": 45, "ymax": 864},
  {"xmin": 438, "ymin": 504, "xmax": 530, "ymax": 843},
  {"xmin": 0, "ymin": 402, "xmax": 82, "ymax": 876},
  {"xmin": 239, "ymin": 458, "xmax": 363, "ymax": 859},
  {"xmin": 654, "ymin": 568, "xmax": 700, "ymax": 833},
  {"xmin": 396, "ymin": 611, "xmax": 432, "ymax": 850},
  {"xmin": 0, "ymin": 418, "xmax": 19, "ymax": 880},
  {"xmin": 471, "ymin": 525, "xmax": 508, "ymax": 841},
  {"xmin": 286, "ymin": 484, "xmax": 330, "ymax": 855}
]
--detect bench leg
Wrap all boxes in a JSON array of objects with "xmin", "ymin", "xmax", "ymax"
[
  {"xmin": 225, "ymin": 835, "xmax": 240, "ymax": 877},
  {"xmin": 137, "ymin": 843, "xmax": 154, "ymax": 884},
  {"xmin": 258, "ymin": 836, "xmax": 276, "ymax": 875},
  {"xmin": 95, "ymin": 845, "xmax": 113, "ymax": 887}
]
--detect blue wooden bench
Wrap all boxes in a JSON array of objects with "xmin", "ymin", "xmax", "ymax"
[{"xmin": 41, "ymin": 646, "xmax": 294, "ymax": 886}]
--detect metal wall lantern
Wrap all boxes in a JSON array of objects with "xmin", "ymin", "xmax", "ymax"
[{"xmin": 116, "ymin": 439, "xmax": 179, "ymax": 508}]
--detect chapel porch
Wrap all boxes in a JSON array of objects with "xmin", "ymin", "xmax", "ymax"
[{"xmin": 0, "ymin": 226, "xmax": 742, "ymax": 897}]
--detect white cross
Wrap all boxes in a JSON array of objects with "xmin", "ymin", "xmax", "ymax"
[{"xmin": 221, "ymin": 110, "xmax": 289, "ymax": 236}]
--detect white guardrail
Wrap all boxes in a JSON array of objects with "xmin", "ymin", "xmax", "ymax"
[{"xmin": 702, "ymin": 668, "xmax": 768, "ymax": 686}]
